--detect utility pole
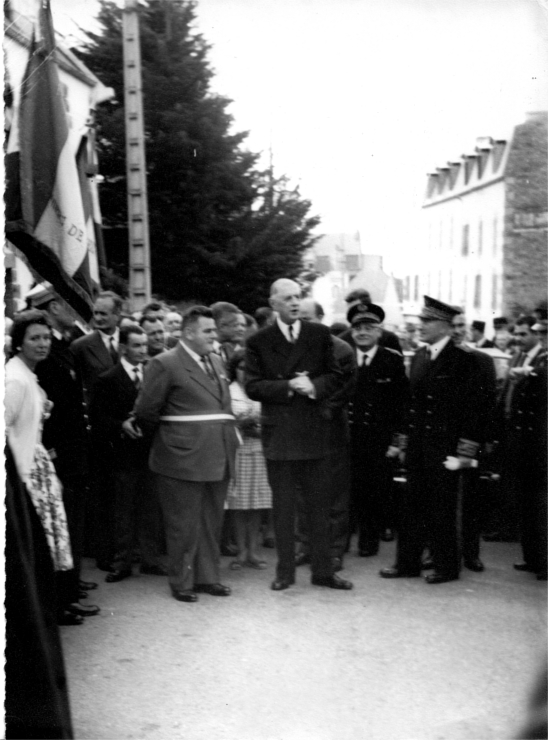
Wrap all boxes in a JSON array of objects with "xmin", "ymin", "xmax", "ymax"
[{"xmin": 123, "ymin": 0, "xmax": 151, "ymax": 310}]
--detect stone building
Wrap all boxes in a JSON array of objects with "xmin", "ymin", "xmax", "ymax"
[{"xmin": 402, "ymin": 112, "xmax": 547, "ymax": 329}]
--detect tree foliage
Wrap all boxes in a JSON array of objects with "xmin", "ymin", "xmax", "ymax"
[{"xmin": 77, "ymin": 0, "xmax": 320, "ymax": 312}]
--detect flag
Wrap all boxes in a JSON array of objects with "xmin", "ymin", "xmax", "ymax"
[{"xmin": 5, "ymin": 0, "xmax": 98, "ymax": 321}]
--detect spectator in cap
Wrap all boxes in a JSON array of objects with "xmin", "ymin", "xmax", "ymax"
[
  {"xmin": 341, "ymin": 289, "xmax": 402, "ymax": 354},
  {"xmin": 471, "ymin": 320, "xmax": 495, "ymax": 349},
  {"xmin": 346, "ymin": 302, "xmax": 409, "ymax": 558},
  {"xmin": 380, "ymin": 296, "xmax": 483, "ymax": 585}
]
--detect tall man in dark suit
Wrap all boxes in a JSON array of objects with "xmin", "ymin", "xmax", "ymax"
[
  {"xmin": 346, "ymin": 302, "xmax": 409, "ymax": 558},
  {"xmin": 245, "ymin": 279, "xmax": 353, "ymax": 591},
  {"xmin": 494, "ymin": 316, "xmax": 546, "ymax": 577},
  {"xmin": 29, "ymin": 284, "xmax": 99, "ymax": 622},
  {"xmin": 451, "ymin": 310, "xmax": 497, "ymax": 572},
  {"xmin": 91, "ymin": 325, "xmax": 167, "ymax": 583},
  {"xmin": 71, "ymin": 290, "xmax": 123, "ymax": 570},
  {"xmin": 380, "ymin": 296, "xmax": 482, "ymax": 584},
  {"xmin": 295, "ymin": 299, "xmax": 356, "ymax": 572},
  {"xmin": 134, "ymin": 306, "xmax": 240, "ymax": 603}
]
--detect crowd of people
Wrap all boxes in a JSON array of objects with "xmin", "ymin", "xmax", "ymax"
[
  {"xmin": 5, "ymin": 276, "xmax": 546, "ymax": 735},
  {"xmin": 5, "ymin": 279, "xmax": 547, "ymax": 610}
]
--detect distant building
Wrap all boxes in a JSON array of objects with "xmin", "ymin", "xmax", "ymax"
[
  {"xmin": 402, "ymin": 111, "xmax": 548, "ymax": 329},
  {"xmin": 305, "ymin": 233, "xmax": 403, "ymax": 327}
]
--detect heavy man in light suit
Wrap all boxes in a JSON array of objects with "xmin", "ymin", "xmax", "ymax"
[{"xmin": 134, "ymin": 306, "xmax": 240, "ymax": 603}]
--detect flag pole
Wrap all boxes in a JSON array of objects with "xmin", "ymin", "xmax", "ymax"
[{"xmin": 123, "ymin": 0, "xmax": 151, "ymax": 310}]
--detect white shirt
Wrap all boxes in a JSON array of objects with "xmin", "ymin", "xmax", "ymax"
[
  {"xmin": 357, "ymin": 344, "xmax": 379, "ymax": 367},
  {"xmin": 428, "ymin": 335, "xmax": 451, "ymax": 361},
  {"xmin": 98, "ymin": 327, "xmax": 119, "ymax": 353},
  {"xmin": 121, "ymin": 356, "xmax": 143, "ymax": 384},
  {"xmin": 277, "ymin": 317, "xmax": 301, "ymax": 343}
]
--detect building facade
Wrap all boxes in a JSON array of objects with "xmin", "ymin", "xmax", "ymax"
[{"xmin": 403, "ymin": 112, "xmax": 547, "ymax": 329}]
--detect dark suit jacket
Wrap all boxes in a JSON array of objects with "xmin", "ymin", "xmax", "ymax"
[
  {"xmin": 70, "ymin": 331, "xmax": 117, "ymax": 406},
  {"xmin": 406, "ymin": 340, "xmax": 481, "ymax": 467},
  {"xmin": 349, "ymin": 346, "xmax": 409, "ymax": 451},
  {"xmin": 134, "ymin": 344, "xmax": 239, "ymax": 482},
  {"xmin": 90, "ymin": 363, "xmax": 149, "ymax": 468},
  {"xmin": 35, "ymin": 334, "xmax": 89, "ymax": 479},
  {"xmin": 245, "ymin": 321, "xmax": 343, "ymax": 460}
]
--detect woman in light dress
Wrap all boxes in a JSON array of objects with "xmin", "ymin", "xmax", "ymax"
[
  {"xmin": 5, "ymin": 310, "xmax": 75, "ymax": 618},
  {"xmin": 226, "ymin": 349, "xmax": 272, "ymax": 570}
]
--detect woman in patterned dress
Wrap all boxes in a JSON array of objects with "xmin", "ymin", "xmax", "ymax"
[
  {"xmin": 226, "ymin": 349, "xmax": 272, "ymax": 570},
  {"xmin": 5, "ymin": 310, "xmax": 77, "ymax": 622}
]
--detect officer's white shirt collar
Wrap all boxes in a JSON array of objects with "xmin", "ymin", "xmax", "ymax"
[
  {"xmin": 357, "ymin": 344, "xmax": 378, "ymax": 366},
  {"xmin": 277, "ymin": 317, "xmax": 301, "ymax": 342},
  {"xmin": 121, "ymin": 356, "xmax": 143, "ymax": 381},
  {"xmin": 98, "ymin": 327, "xmax": 119, "ymax": 351},
  {"xmin": 428, "ymin": 334, "xmax": 451, "ymax": 360},
  {"xmin": 179, "ymin": 339, "xmax": 206, "ymax": 368}
]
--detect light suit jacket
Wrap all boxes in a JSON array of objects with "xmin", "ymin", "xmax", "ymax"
[{"xmin": 134, "ymin": 343, "xmax": 239, "ymax": 482}]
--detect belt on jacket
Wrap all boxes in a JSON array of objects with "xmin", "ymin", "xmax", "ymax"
[{"xmin": 159, "ymin": 414, "xmax": 235, "ymax": 422}]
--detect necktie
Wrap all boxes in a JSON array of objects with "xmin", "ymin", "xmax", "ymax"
[
  {"xmin": 133, "ymin": 366, "xmax": 141, "ymax": 390},
  {"xmin": 288, "ymin": 325, "xmax": 295, "ymax": 344},
  {"xmin": 202, "ymin": 355, "xmax": 216, "ymax": 382},
  {"xmin": 109, "ymin": 336, "xmax": 118, "ymax": 363}
]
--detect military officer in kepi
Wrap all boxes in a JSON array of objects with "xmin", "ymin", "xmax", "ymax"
[
  {"xmin": 380, "ymin": 296, "xmax": 482, "ymax": 584},
  {"xmin": 346, "ymin": 302, "xmax": 409, "ymax": 558}
]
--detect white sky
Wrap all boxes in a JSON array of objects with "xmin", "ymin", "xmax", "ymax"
[{"xmin": 50, "ymin": 0, "xmax": 548, "ymax": 275}]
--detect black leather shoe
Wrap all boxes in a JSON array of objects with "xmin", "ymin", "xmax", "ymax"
[
  {"xmin": 58, "ymin": 611, "xmax": 84, "ymax": 626},
  {"xmin": 79, "ymin": 580, "xmax": 98, "ymax": 590},
  {"xmin": 514, "ymin": 562, "xmax": 537, "ymax": 573},
  {"xmin": 464, "ymin": 558, "xmax": 485, "ymax": 572},
  {"xmin": 171, "ymin": 588, "xmax": 198, "ymax": 603},
  {"xmin": 380, "ymin": 529, "xmax": 395, "ymax": 542},
  {"xmin": 295, "ymin": 552, "xmax": 310, "ymax": 566},
  {"xmin": 105, "ymin": 569, "xmax": 132, "ymax": 583},
  {"xmin": 332, "ymin": 556, "xmax": 343, "ymax": 572},
  {"xmin": 380, "ymin": 567, "xmax": 420, "ymax": 578},
  {"xmin": 311, "ymin": 574, "xmax": 353, "ymax": 590},
  {"xmin": 66, "ymin": 603, "xmax": 100, "ymax": 617},
  {"xmin": 271, "ymin": 578, "xmax": 294, "ymax": 591},
  {"xmin": 425, "ymin": 572, "xmax": 458, "ymax": 584},
  {"xmin": 359, "ymin": 548, "xmax": 378, "ymax": 557},
  {"xmin": 140, "ymin": 564, "xmax": 168, "ymax": 576},
  {"xmin": 96, "ymin": 561, "xmax": 113, "ymax": 572},
  {"xmin": 194, "ymin": 583, "xmax": 231, "ymax": 596}
]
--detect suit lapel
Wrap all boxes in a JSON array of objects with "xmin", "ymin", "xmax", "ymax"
[
  {"xmin": 177, "ymin": 344, "xmax": 222, "ymax": 400},
  {"xmin": 89, "ymin": 331, "xmax": 114, "ymax": 368}
]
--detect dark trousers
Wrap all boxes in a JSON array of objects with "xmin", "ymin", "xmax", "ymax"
[
  {"xmin": 112, "ymin": 464, "xmax": 165, "ymax": 572},
  {"xmin": 296, "ymin": 445, "xmax": 351, "ymax": 559},
  {"xmin": 396, "ymin": 462, "xmax": 460, "ymax": 578},
  {"xmin": 267, "ymin": 458, "xmax": 333, "ymax": 581},
  {"xmin": 56, "ymin": 473, "xmax": 87, "ymax": 604},
  {"xmin": 461, "ymin": 469, "xmax": 487, "ymax": 561},
  {"xmin": 519, "ymin": 462, "xmax": 548, "ymax": 574},
  {"xmin": 350, "ymin": 439, "xmax": 394, "ymax": 553},
  {"xmin": 87, "ymin": 440, "xmax": 115, "ymax": 566},
  {"xmin": 155, "ymin": 473, "xmax": 228, "ymax": 591}
]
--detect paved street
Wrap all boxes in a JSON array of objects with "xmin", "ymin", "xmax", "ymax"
[{"xmin": 62, "ymin": 540, "xmax": 546, "ymax": 740}]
